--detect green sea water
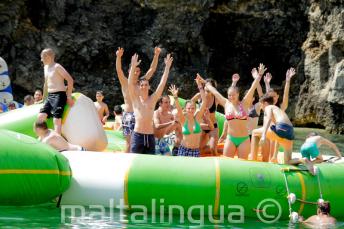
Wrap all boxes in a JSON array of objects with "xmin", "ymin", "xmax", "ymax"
[{"xmin": 0, "ymin": 128, "xmax": 343, "ymax": 228}]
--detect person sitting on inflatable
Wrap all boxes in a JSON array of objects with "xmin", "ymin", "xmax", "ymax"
[
  {"xmin": 259, "ymin": 94, "xmax": 295, "ymax": 166},
  {"xmin": 169, "ymin": 74, "xmax": 208, "ymax": 157},
  {"xmin": 34, "ymin": 120, "xmax": 85, "ymax": 152}
]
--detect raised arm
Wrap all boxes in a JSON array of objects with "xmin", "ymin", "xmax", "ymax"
[
  {"xmin": 242, "ymin": 64, "xmax": 265, "ymax": 108},
  {"xmin": 280, "ymin": 68, "xmax": 295, "ymax": 111},
  {"xmin": 195, "ymin": 74, "xmax": 208, "ymax": 119},
  {"xmin": 204, "ymin": 83, "xmax": 227, "ymax": 107},
  {"xmin": 191, "ymin": 92, "xmax": 201, "ymax": 104},
  {"xmin": 231, "ymin": 73, "xmax": 240, "ymax": 87},
  {"xmin": 169, "ymin": 85, "xmax": 184, "ymax": 124},
  {"xmin": 264, "ymin": 72, "xmax": 272, "ymax": 93},
  {"xmin": 128, "ymin": 54, "xmax": 142, "ymax": 102},
  {"xmin": 143, "ymin": 47, "xmax": 161, "ymax": 81},
  {"xmin": 320, "ymin": 137, "xmax": 342, "ymax": 159},
  {"xmin": 151, "ymin": 54, "xmax": 173, "ymax": 103},
  {"xmin": 115, "ymin": 47, "xmax": 128, "ymax": 87},
  {"xmin": 56, "ymin": 64, "xmax": 74, "ymax": 106}
]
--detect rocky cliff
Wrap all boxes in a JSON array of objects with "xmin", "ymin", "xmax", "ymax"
[{"xmin": 0, "ymin": 0, "xmax": 343, "ymax": 133}]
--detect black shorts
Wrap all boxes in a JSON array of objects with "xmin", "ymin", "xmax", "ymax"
[
  {"xmin": 40, "ymin": 92, "xmax": 67, "ymax": 119},
  {"xmin": 130, "ymin": 131, "xmax": 155, "ymax": 154}
]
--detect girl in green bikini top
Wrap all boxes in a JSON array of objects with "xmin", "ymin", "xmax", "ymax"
[{"xmin": 169, "ymin": 75, "xmax": 208, "ymax": 152}]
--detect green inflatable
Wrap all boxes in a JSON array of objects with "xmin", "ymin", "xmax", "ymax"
[{"xmin": 0, "ymin": 130, "xmax": 71, "ymax": 205}]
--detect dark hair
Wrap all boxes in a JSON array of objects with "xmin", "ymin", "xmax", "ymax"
[
  {"xmin": 307, "ymin": 132, "xmax": 319, "ymax": 138},
  {"xmin": 139, "ymin": 77, "xmax": 149, "ymax": 84},
  {"xmin": 184, "ymin": 100, "xmax": 195, "ymax": 108},
  {"xmin": 158, "ymin": 95, "xmax": 170, "ymax": 105},
  {"xmin": 206, "ymin": 78, "xmax": 217, "ymax": 88},
  {"xmin": 114, "ymin": 105, "xmax": 122, "ymax": 114},
  {"xmin": 96, "ymin": 91, "xmax": 104, "ymax": 95},
  {"xmin": 35, "ymin": 120, "xmax": 48, "ymax": 130},
  {"xmin": 318, "ymin": 202, "xmax": 330, "ymax": 215},
  {"xmin": 259, "ymin": 94, "xmax": 274, "ymax": 105}
]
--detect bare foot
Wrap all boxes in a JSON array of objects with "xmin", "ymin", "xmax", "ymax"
[{"xmin": 305, "ymin": 162, "xmax": 316, "ymax": 175}]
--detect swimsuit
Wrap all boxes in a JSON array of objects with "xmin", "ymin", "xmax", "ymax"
[
  {"xmin": 182, "ymin": 118, "xmax": 201, "ymax": 135},
  {"xmin": 225, "ymin": 103, "xmax": 249, "ymax": 147},
  {"xmin": 300, "ymin": 141, "xmax": 320, "ymax": 160},
  {"xmin": 225, "ymin": 103, "xmax": 248, "ymax": 121},
  {"xmin": 248, "ymin": 105, "xmax": 259, "ymax": 118},
  {"xmin": 122, "ymin": 112, "xmax": 135, "ymax": 136},
  {"xmin": 155, "ymin": 135, "xmax": 173, "ymax": 155},
  {"xmin": 177, "ymin": 145, "xmax": 200, "ymax": 157},
  {"xmin": 40, "ymin": 92, "xmax": 67, "ymax": 119},
  {"xmin": 130, "ymin": 131, "xmax": 155, "ymax": 154},
  {"xmin": 270, "ymin": 122, "xmax": 294, "ymax": 140}
]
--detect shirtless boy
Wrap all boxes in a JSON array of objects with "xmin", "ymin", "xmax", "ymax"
[
  {"xmin": 35, "ymin": 120, "xmax": 85, "ymax": 151},
  {"xmin": 37, "ymin": 48, "xmax": 74, "ymax": 134},
  {"xmin": 153, "ymin": 95, "xmax": 180, "ymax": 155},
  {"xmin": 116, "ymin": 47, "xmax": 161, "ymax": 152},
  {"xmin": 128, "ymin": 53, "xmax": 173, "ymax": 154},
  {"xmin": 94, "ymin": 91, "xmax": 110, "ymax": 124}
]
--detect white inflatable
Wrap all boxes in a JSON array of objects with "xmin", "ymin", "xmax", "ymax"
[
  {"xmin": 0, "ymin": 57, "xmax": 13, "ymax": 105},
  {"xmin": 62, "ymin": 93, "xmax": 108, "ymax": 151},
  {"xmin": 60, "ymin": 151, "xmax": 135, "ymax": 206}
]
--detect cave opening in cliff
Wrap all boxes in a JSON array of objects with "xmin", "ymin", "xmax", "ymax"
[{"xmin": 201, "ymin": 4, "xmax": 309, "ymax": 92}]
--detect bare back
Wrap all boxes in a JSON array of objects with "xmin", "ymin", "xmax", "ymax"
[
  {"xmin": 45, "ymin": 63, "xmax": 66, "ymax": 93},
  {"xmin": 267, "ymin": 105, "xmax": 292, "ymax": 126}
]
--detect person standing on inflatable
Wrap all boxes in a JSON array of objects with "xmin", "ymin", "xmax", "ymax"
[
  {"xmin": 37, "ymin": 48, "xmax": 74, "ymax": 134},
  {"xmin": 115, "ymin": 47, "xmax": 161, "ymax": 152},
  {"xmin": 128, "ymin": 53, "xmax": 173, "ymax": 154}
]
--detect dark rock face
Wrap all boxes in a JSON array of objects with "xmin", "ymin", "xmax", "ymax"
[{"xmin": 0, "ymin": 0, "xmax": 342, "ymax": 133}]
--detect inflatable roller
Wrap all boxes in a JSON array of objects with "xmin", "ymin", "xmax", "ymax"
[
  {"xmin": 61, "ymin": 151, "xmax": 344, "ymax": 220},
  {"xmin": 0, "ymin": 130, "xmax": 71, "ymax": 205},
  {"xmin": 0, "ymin": 93, "xmax": 107, "ymax": 151}
]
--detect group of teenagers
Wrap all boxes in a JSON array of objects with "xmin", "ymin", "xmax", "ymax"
[{"xmin": 31, "ymin": 47, "xmax": 342, "ymax": 175}]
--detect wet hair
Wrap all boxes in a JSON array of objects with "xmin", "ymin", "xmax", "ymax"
[
  {"xmin": 259, "ymin": 94, "xmax": 274, "ymax": 105},
  {"xmin": 35, "ymin": 120, "xmax": 48, "ymax": 130},
  {"xmin": 307, "ymin": 132, "xmax": 319, "ymax": 138},
  {"xmin": 113, "ymin": 105, "xmax": 122, "ymax": 115},
  {"xmin": 318, "ymin": 202, "xmax": 330, "ymax": 215},
  {"xmin": 206, "ymin": 78, "xmax": 217, "ymax": 88}
]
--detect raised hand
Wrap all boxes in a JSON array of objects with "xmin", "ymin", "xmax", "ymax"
[
  {"xmin": 264, "ymin": 72, "xmax": 272, "ymax": 84},
  {"xmin": 154, "ymin": 47, "xmax": 161, "ymax": 56},
  {"xmin": 168, "ymin": 84, "xmax": 179, "ymax": 97},
  {"xmin": 251, "ymin": 68, "xmax": 259, "ymax": 79},
  {"xmin": 164, "ymin": 54, "xmax": 173, "ymax": 69},
  {"xmin": 286, "ymin": 67, "xmax": 296, "ymax": 81},
  {"xmin": 131, "ymin": 54, "xmax": 141, "ymax": 67},
  {"xmin": 116, "ymin": 47, "xmax": 124, "ymax": 57},
  {"xmin": 258, "ymin": 63, "xmax": 267, "ymax": 76},
  {"xmin": 232, "ymin": 73, "xmax": 240, "ymax": 83},
  {"xmin": 196, "ymin": 73, "xmax": 206, "ymax": 84}
]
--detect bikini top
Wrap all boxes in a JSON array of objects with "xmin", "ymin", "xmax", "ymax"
[
  {"xmin": 225, "ymin": 103, "xmax": 248, "ymax": 121},
  {"xmin": 182, "ymin": 118, "xmax": 202, "ymax": 135},
  {"xmin": 248, "ymin": 105, "xmax": 259, "ymax": 118},
  {"xmin": 208, "ymin": 97, "xmax": 217, "ymax": 113}
]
